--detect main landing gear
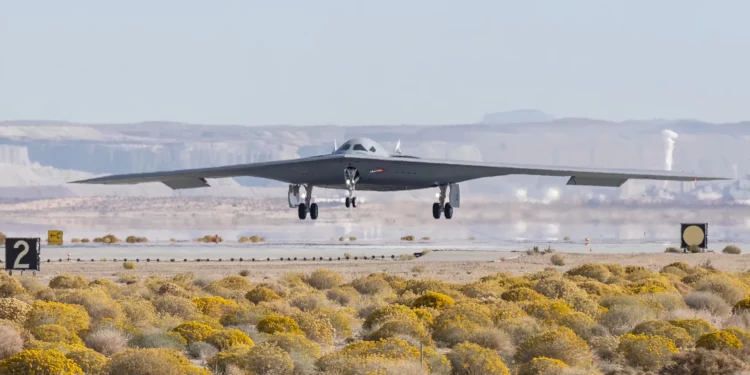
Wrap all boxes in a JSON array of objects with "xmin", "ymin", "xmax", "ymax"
[
  {"xmin": 432, "ymin": 184, "xmax": 458, "ymax": 219},
  {"xmin": 289, "ymin": 184, "xmax": 318, "ymax": 220},
  {"xmin": 344, "ymin": 167, "xmax": 359, "ymax": 209}
]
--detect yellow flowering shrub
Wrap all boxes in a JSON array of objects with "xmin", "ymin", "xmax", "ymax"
[
  {"xmin": 317, "ymin": 338, "xmax": 422, "ymax": 373},
  {"xmin": 617, "ymin": 333, "xmax": 678, "ymax": 371},
  {"xmin": 294, "ymin": 311, "xmax": 335, "ymax": 345},
  {"xmin": 0, "ymin": 274, "xmax": 25, "ymax": 298},
  {"xmin": 628, "ymin": 276, "xmax": 678, "ymax": 294},
  {"xmin": 170, "ymin": 321, "xmax": 216, "ymax": 344},
  {"xmin": 412, "ymin": 291, "xmax": 455, "ymax": 310},
  {"xmin": 630, "ymin": 320, "xmax": 695, "ymax": 348},
  {"xmin": 363, "ymin": 304, "xmax": 419, "ymax": 330},
  {"xmin": 413, "ymin": 308, "xmax": 435, "ymax": 327},
  {"xmin": 721, "ymin": 327, "xmax": 750, "ymax": 346},
  {"xmin": 205, "ymin": 329, "xmax": 254, "ymax": 350},
  {"xmin": 0, "ymin": 298, "xmax": 31, "ymax": 325},
  {"xmin": 262, "ymin": 332, "xmax": 320, "ymax": 359},
  {"xmin": 501, "ymin": 287, "xmax": 546, "ymax": 303},
  {"xmin": 119, "ymin": 297, "xmax": 156, "ymax": 327},
  {"xmin": 30, "ymin": 324, "xmax": 83, "ymax": 346},
  {"xmin": 446, "ymin": 342, "xmax": 510, "ymax": 375},
  {"xmin": 367, "ymin": 318, "xmax": 433, "ymax": 345},
  {"xmin": 668, "ymin": 319, "xmax": 715, "ymax": 341},
  {"xmin": 733, "ymin": 297, "xmax": 750, "ymax": 314},
  {"xmin": 65, "ymin": 347, "xmax": 107, "ymax": 375},
  {"xmin": 304, "ymin": 269, "xmax": 344, "ymax": 290},
  {"xmin": 695, "ymin": 331, "xmax": 743, "ymax": 352},
  {"xmin": 566, "ymin": 264, "xmax": 613, "ymax": 283},
  {"xmin": 257, "ymin": 314, "xmax": 303, "ymax": 335},
  {"xmin": 0, "ymin": 349, "xmax": 83, "ymax": 375},
  {"xmin": 191, "ymin": 296, "xmax": 238, "ymax": 319},
  {"xmin": 517, "ymin": 356, "xmax": 569, "ymax": 375},
  {"xmin": 460, "ymin": 281, "xmax": 506, "ymax": 299},
  {"xmin": 246, "ymin": 286, "xmax": 282, "ymax": 304},
  {"xmin": 108, "ymin": 348, "xmax": 211, "ymax": 375},
  {"xmin": 515, "ymin": 327, "xmax": 592, "ymax": 367},
  {"xmin": 25, "ymin": 301, "xmax": 90, "ymax": 333},
  {"xmin": 49, "ymin": 274, "xmax": 88, "ymax": 290},
  {"xmin": 432, "ymin": 301, "xmax": 493, "ymax": 346},
  {"xmin": 522, "ymin": 299, "xmax": 574, "ymax": 321}
]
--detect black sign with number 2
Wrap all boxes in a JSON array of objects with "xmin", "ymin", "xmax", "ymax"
[{"xmin": 5, "ymin": 238, "xmax": 40, "ymax": 271}]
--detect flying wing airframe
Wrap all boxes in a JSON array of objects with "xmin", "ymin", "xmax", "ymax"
[{"xmin": 71, "ymin": 137, "xmax": 728, "ymax": 220}]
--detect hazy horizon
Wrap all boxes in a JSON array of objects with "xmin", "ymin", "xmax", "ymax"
[{"xmin": 2, "ymin": 1, "xmax": 750, "ymax": 126}]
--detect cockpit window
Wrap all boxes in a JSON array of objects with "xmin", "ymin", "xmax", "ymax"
[
  {"xmin": 369, "ymin": 146, "xmax": 376, "ymax": 152},
  {"xmin": 337, "ymin": 144, "xmax": 351, "ymax": 151},
  {"xmin": 353, "ymin": 144, "xmax": 367, "ymax": 151}
]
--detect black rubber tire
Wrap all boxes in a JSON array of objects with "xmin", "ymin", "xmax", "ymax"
[
  {"xmin": 352, "ymin": 197, "xmax": 357, "ymax": 207},
  {"xmin": 444, "ymin": 203, "xmax": 453, "ymax": 219},
  {"xmin": 345, "ymin": 197, "xmax": 351, "ymax": 208},
  {"xmin": 432, "ymin": 202, "xmax": 441, "ymax": 219},
  {"xmin": 310, "ymin": 203, "xmax": 319, "ymax": 220},
  {"xmin": 298, "ymin": 203, "xmax": 307, "ymax": 220}
]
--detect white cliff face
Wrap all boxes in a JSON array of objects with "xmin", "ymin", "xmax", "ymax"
[{"xmin": 0, "ymin": 145, "xmax": 32, "ymax": 166}]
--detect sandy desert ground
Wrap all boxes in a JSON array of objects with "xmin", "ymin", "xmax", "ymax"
[{"xmin": 17, "ymin": 251, "xmax": 750, "ymax": 284}]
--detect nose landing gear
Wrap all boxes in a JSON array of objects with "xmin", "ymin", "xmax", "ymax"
[{"xmin": 344, "ymin": 167, "xmax": 359, "ymax": 208}]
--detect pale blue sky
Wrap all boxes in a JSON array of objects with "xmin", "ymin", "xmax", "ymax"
[{"xmin": 1, "ymin": 1, "xmax": 749, "ymax": 125}]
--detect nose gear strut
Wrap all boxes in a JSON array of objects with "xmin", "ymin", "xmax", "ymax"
[{"xmin": 344, "ymin": 167, "xmax": 359, "ymax": 208}]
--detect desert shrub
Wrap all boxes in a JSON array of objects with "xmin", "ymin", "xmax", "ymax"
[
  {"xmin": 684, "ymin": 291, "xmax": 732, "ymax": 316},
  {"xmin": 316, "ymin": 338, "xmax": 421, "ymax": 374},
  {"xmin": 31, "ymin": 324, "xmax": 83, "ymax": 346},
  {"xmin": 557, "ymin": 312, "xmax": 598, "ymax": 339},
  {"xmin": 65, "ymin": 347, "xmax": 107, "ymax": 375},
  {"xmin": 660, "ymin": 266, "xmax": 688, "ymax": 278},
  {"xmin": 206, "ymin": 344, "xmax": 253, "ymax": 373},
  {"xmin": 617, "ymin": 333, "xmax": 677, "ymax": 371},
  {"xmin": 460, "ymin": 281, "xmax": 506, "ymax": 299},
  {"xmin": 501, "ymin": 287, "xmax": 546, "ymax": 302},
  {"xmin": 257, "ymin": 314, "xmax": 303, "ymax": 335},
  {"xmin": 522, "ymin": 299, "xmax": 575, "ymax": 322},
  {"xmin": 363, "ymin": 304, "xmax": 418, "ymax": 330},
  {"xmin": 646, "ymin": 293, "xmax": 688, "ymax": 312},
  {"xmin": 122, "ymin": 262, "xmax": 136, "ymax": 270},
  {"xmin": 290, "ymin": 294, "xmax": 329, "ymax": 312},
  {"xmin": 432, "ymin": 301, "xmax": 494, "ymax": 346},
  {"xmin": 694, "ymin": 275, "xmax": 749, "ymax": 305},
  {"xmin": 515, "ymin": 327, "xmax": 592, "ymax": 367},
  {"xmin": 263, "ymin": 332, "xmax": 320, "ymax": 359},
  {"xmin": 187, "ymin": 342, "xmax": 218, "ymax": 360},
  {"xmin": 156, "ymin": 282, "xmax": 191, "ymax": 298},
  {"xmin": 466, "ymin": 328, "xmax": 514, "ymax": 354},
  {"xmin": 171, "ymin": 321, "xmax": 215, "ymax": 344},
  {"xmin": 629, "ymin": 320, "xmax": 694, "ymax": 348},
  {"xmin": 0, "ymin": 324, "xmax": 24, "ymax": 360},
  {"xmin": 304, "ymin": 269, "xmax": 344, "ymax": 290},
  {"xmin": 401, "ymin": 235, "xmax": 415, "ymax": 241},
  {"xmin": 108, "ymin": 348, "xmax": 210, "ymax": 375},
  {"xmin": 293, "ymin": 311, "xmax": 335, "ymax": 345},
  {"xmin": 206, "ymin": 329, "xmax": 254, "ymax": 350},
  {"xmin": 668, "ymin": 319, "xmax": 715, "ymax": 340},
  {"xmin": 49, "ymin": 274, "xmax": 88, "ymax": 290},
  {"xmin": 26, "ymin": 301, "xmax": 90, "ymax": 333},
  {"xmin": 0, "ymin": 349, "xmax": 84, "ymax": 375},
  {"xmin": 239, "ymin": 269, "xmax": 250, "ymax": 277},
  {"xmin": 518, "ymin": 357, "xmax": 569, "ymax": 375},
  {"xmin": 119, "ymin": 298, "xmax": 156, "ymax": 327},
  {"xmin": 734, "ymin": 297, "xmax": 750, "ymax": 314},
  {"xmin": 56, "ymin": 289, "xmax": 126, "ymax": 327},
  {"xmin": 80, "ymin": 238, "xmax": 89, "ymax": 243},
  {"xmin": 695, "ymin": 331, "xmax": 743, "ymax": 352},
  {"xmin": 192, "ymin": 296, "xmax": 238, "ymax": 319},
  {"xmin": 246, "ymin": 286, "xmax": 283, "ymax": 304},
  {"xmin": 660, "ymin": 348, "xmax": 747, "ymax": 375},
  {"xmin": 664, "ymin": 247, "xmax": 682, "ymax": 253},
  {"xmin": 117, "ymin": 274, "xmax": 139, "ymax": 285},
  {"xmin": 0, "ymin": 232, "xmax": 4, "ymax": 245},
  {"xmin": 599, "ymin": 298, "xmax": 661, "ymax": 335},
  {"xmin": 412, "ymin": 291, "xmax": 455, "ymax": 310},
  {"xmin": 367, "ymin": 318, "xmax": 432, "ymax": 345},
  {"xmin": 350, "ymin": 274, "xmax": 393, "ymax": 296},
  {"xmin": 210, "ymin": 342, "xmax": 293, "ymax": 375},
  {"xmin": 207, "ymin": 275, "xmax": 252, "ymax": 292},
  {"xmin": 589, "ymin": 335, "xmax": 619, "ymax": 361},
  {"xmin": 722, "ymin": 245, "xmax": 742, "ymax": 254},
  {"xmin": 566, "ymin": 264, "xmax": 612, "ymax": 283},
  {"xmin": 0, "ymin": 274, "xmax": 25, "ymax": 298},
  {"xmin": 447, "ymin": 341, "xmax": 510, "ymax": 375},
  {"xmin": 550, "ymin": 254, "xmax": 565, "ymax": 266},
  {"xmin": 84, "ymin": 328, "xmax": 128, "ymax": 356},
  {"xmin": 128, "ymin": 331, "xmax": 186, "ymax": 351},
  {"xmin": 0, "ymin": 298, "xmax": 31, "ymax": 325},
  {"xmin": 152, "ymin": 296, "xmax": 199, "ymax": 320},
  {"xmin": 326, "ymin": 286, "xmax": 361, "ymax": 306}
]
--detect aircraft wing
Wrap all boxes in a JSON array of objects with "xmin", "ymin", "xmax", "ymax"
[
  {"xmin": 342, "ymin": 154, "xmax": 729, "ymax": 187},
  {"xmin": 69, "ymin": 154, "xmax": 342, "ymax": 189}
]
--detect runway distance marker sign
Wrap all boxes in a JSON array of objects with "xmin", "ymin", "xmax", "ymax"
[{"xmin": 5, "ymin": 238, "xmax": 41, "ymax": 272}]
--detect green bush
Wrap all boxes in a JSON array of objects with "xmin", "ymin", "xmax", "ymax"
[
  {"xmin": 617, "ymin": 333, "xmax": 677, "ymax": 371},
  {"xmin": 722, "ymin": 245, "xmax": 742, "ymax": 254},
  {"xmin": 246, "ymin": 286, "xmax": 282, "ymax": 304},
  {"xmin": 191, "ymin": 296, "xmax": 238, "ymax": 319},
  {"xmin": 0, "ymin": 349, "xmax": 83, "ymax": 375},
  {"xmin": 447, "ymin": 342, "xmax": 509, "ymax": 375},
  {"xmin": 205, "ymin": 329, "xmax": 254, "ymax": 350},
  {"xmin": 515, "ymin": 327, "xmax": 592, "ymax": 367},
  {"xmin": 171, "ymin": 321, "xmax": 216, "ymax": 344},
  {"xmin": 122, "ymin": 262, "xmax": 136, "ymax": 270}
]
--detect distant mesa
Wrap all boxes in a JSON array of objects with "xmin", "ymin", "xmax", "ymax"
[{"xmin": 480, "ymin": 109, "xmax": 555, "ymax": 124}]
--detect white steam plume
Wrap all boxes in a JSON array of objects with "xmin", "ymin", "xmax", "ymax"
[{"xmin": 661, "ymin": 129, "xmax": 678, "ymax": 171}]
